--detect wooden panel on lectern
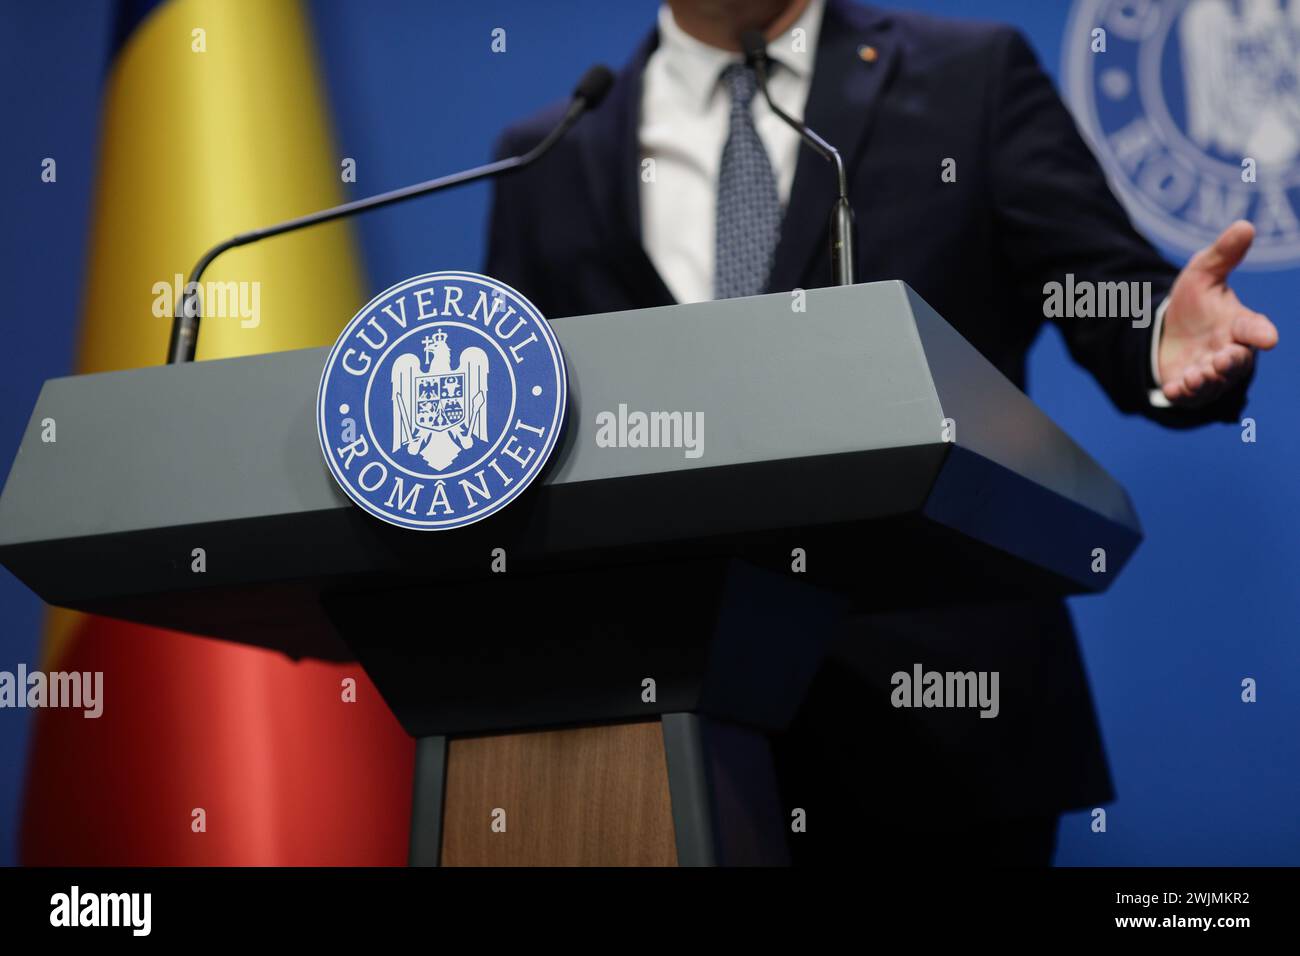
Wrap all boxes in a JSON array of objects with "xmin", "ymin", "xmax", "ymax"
[{"xmin": 441, "ymin": 721, "xmax": 677, "ymax": 867}]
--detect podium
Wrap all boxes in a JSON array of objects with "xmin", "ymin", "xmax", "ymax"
[{"xmin": 0, "ymin": 281, "xmax": 1140, "ymax": 865}]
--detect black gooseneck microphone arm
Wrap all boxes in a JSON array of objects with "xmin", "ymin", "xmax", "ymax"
[
  {"xmin": 740, "ymin": 29, "xmax": 856, "ymax": 287},
  {"xmin": 166, "ymin": 65, "xmax": 616, "ymax": 364}
]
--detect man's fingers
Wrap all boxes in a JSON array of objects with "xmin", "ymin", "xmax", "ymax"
[
  {"xmin": 1165, "ymin": 369, "xmax": 1224, "ymax": 407},
  {"xmin": 1162, "ymin": 349, "xmax": 1249, "ymax": 406},
  {"xmin": 1189, "ymin": 219, "xmax": 1255, "ymax": 281},
  {"xmin": 1211, "ymin": 344, "xmax": 1253, "ymax": 377},
  {"xmin": 1231, "ymin": 309, "xmax": 1279, "ymax": 350},
  {"xmin": 1162, "ymin": 377, "xmax": 1190, "ymax": 403}
]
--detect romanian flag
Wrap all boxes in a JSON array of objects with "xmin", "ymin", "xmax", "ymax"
[{"xmin": 21, "ymin": 0, "xmax": 411, "ymax": 864}]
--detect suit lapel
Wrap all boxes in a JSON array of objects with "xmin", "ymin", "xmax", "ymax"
[
  {"xmin": 766, "ymin": 1, "xmax": 899, "ymax": 294},
  {"xmin": 576, "ymin": 31, "xmax": 676, "ymax": 308}
]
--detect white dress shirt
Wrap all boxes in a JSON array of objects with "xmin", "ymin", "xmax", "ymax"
[
  {"xmin": 639, "ymin": 0, "xmax": 824, "ymax": 305},
  {"xmin": 638, "ymin": 0, "xmax": 1169, "ymax": 399}
]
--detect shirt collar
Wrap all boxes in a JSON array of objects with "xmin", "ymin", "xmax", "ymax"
[{"xmin": 655, "ymin": 0, "xmax": 824, "ymax": 110}]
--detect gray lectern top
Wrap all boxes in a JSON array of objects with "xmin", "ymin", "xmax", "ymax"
[{"xmin": 0, "ymin": 281, "xmax": 1140, "ymax": 659}]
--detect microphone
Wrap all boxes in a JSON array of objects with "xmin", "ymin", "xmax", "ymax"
[
  {"xmin": 739, "ymin": 29, "xmax": 855, "ymax": 286},
  {"xmin": 166, "ymin": 65, "xmax": 616, "ymax": 364}
]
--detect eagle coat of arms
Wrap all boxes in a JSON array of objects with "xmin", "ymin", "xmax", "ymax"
[{"xmin": 390, "ymin": 329, "xmax": 489, "ymax": 471}]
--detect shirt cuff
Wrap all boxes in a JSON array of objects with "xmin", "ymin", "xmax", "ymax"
[{"xmin": 1148, "ymin": 296, "xmax": 1171, "ymax": 408}]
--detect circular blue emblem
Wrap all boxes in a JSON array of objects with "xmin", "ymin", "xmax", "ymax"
[
  {"xmin": 317, "ymin": 272, "xmax": 566, "ymax": 530},
  {"xmin": 1064, "ymin": 0, "xmax": 1300, "ymax": 268}
]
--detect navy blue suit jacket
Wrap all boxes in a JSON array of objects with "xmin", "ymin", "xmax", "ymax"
[{"xmin": 485, "ymin": 2, "xmax": 1248, "ymax": 823}]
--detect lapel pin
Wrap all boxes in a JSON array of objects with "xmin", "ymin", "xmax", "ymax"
[{"xmin": 858, "ymin": 44, "xmax": 878, "ymax": 63}]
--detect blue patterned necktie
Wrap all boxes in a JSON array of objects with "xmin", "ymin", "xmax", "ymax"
[{"xmin": 714, "ymin": 62, "xmax": 783, "ymax": 300}]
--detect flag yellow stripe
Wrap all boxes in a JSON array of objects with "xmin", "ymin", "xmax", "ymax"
[
  {"xmin": 79, "ymin": 0, "xmax": 364, "ymax": 371},
  {"xmin": 46, "ymin": 0, "xmax": 365, "ymax": 666}
]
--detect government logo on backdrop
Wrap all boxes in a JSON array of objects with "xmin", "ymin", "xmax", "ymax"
[
  {"xmin": 1064, "ymin": 0, "xmax": 1300, "ymax": 267},
  {"xmin": 318, "ymin": 272, "xmax": 566, "ymax": 530}
]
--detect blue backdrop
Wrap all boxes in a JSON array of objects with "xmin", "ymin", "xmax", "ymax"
[{"xmin": 1, "ymin": 0, "xmax": 1296, "ymax": 866}]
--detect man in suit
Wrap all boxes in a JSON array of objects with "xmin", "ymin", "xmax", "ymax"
[{"xmin": 485, "ymin": 0, "xmax": 1278, "ymax": 864}]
